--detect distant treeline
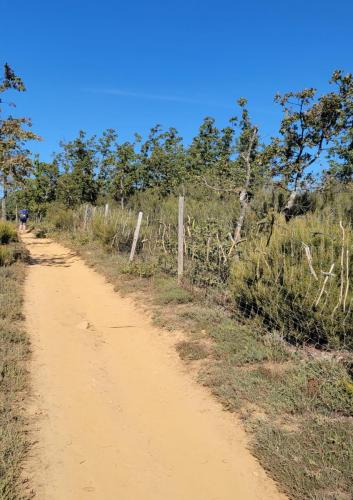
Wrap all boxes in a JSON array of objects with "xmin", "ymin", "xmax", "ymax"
[{"xmin": 0, "ymin": 67, "xmax": 352, "ymax": 222}]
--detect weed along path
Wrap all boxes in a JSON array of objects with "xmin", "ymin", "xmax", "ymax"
[{"xmin": 23, "ymin": 233, "xmax": 284, "ymax": 500}]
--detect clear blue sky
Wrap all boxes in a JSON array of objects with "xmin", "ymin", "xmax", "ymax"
[{"xmin": 2, "ymin": 0, "xmax": 353, "ymax": 162}]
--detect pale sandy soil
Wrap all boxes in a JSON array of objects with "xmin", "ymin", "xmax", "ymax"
[{"xmin": 23, "ymin": 234, "xmax": 285, "ymax": 500}]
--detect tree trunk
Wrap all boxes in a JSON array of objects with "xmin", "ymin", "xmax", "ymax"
[
  {"xmin": 233, "ymin": 127, "xmax": 257, "ymax": 243},
  {"xmin": 120, "ymin": 178, "xmax": 124, "ymax": 209},
  {"xmin": 283, "ymin": 190, "xmax": 298, "ymax": 222},
  {"xmin": 234, "ymin": 189, "xmax": 248, "ymax": 243},
  {"xmin": 1, "ymin": 178, "xmax": 7, "ymax": 221}
]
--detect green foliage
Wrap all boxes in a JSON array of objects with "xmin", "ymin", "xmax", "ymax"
[
  {"xmin": 0, "ymin": 221, "xmax": 17, "ymax": 244},
  {"xmin": 0, "ymin": 246, "xmax": 15, "ymax": 266},
  {"xmin": 327, "ymin": 71, "xmax": 353, "ymax": 183},
  {"xmin": 120, "ymin": 259, "xmax": 159, "ymax": 278},
  {"xmin": 55, "ymin": 131, "xmax": 98, "ymax": 207},
  {"xmin": 231, "ymin": 213, "xmax": 353, "ymax": 348},
  {"xmin": 90, "ymin": 209, "xmax": 137, "ymax": 251},
  {"xmin": 0, "ymin": 64, "xmax": 41, "ymax": 219},
  {"xmin": 47, "ymin": 205, "xmax": 75, "ymax": 231},
  {"xmin": 0, "ymin": 243, "xmax": 29, "ymax": 267},
  {"xmin": 139, "ymin": 125, "xmax": 187, "ymax": 194},
  {"xmin": 271, "ymin": 87, "xmax": 342, "ymax": 189}
]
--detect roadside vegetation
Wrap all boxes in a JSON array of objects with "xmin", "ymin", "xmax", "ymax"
[
  {"xmin": 2, "ymin": 63, "xmax": 353, "ymax": 498},
  {"xmin": 0, "ymin": 222, "xmax": 30, "ymax": 499},
  {"xmin": 36, "ymin": 228, "xmax": 353, "ymax": 499}
]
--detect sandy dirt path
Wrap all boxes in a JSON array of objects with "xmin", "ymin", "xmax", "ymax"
[{"xmin": 23, "ymin": 234, "xmax": 284, "ymax": 500}]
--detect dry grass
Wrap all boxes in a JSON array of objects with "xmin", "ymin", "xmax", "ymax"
[
  {"xmin": 0, "ymin": 258, "xmax": 31, "ymax": 499},
  {"xmin": 176, "ymin": 340, "xmax": 209, "ymax": 361}
]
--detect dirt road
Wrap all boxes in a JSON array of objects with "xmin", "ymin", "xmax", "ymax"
[{"xmin": 24, "ymin": 234, "xmax": 284, "ymax": 500}]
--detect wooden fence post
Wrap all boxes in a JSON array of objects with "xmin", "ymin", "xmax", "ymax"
[
  {"xmin": 129, "ymin": 211, "xmax": 143, "ymax": 262},
  {"xmin": 178, "ymin": 196, "xmax": 184, "ymax": 283}
]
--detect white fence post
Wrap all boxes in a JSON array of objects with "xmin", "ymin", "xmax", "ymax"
[
  {"xmin": 129, "ymin": 211, "xmax": 143, "ymax": 262},
  {"xmin": 178, "ymin": 196, "xmax": 184, "ymax": 283}
]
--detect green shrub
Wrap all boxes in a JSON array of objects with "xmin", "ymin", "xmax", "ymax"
[
  {"xmin": 0, "ymin": 222, "xmax": 17, "ymax": 244},
  {"xmin": 45, "ymin": 204, "xmax": 75, "ymax": 230},
  {"xmin": 83, "ymin": 208, "xmax": 140, "ymax": 252},
  {"xmin": 231, "ymin": 214, "xmax": 353, "ymax": 348},
  {"xmin": 0, "ymin": 244, "xmax": 30, "ymax": 267},
  {"xmin": 0, "ymin": 246, "xmax": 15, "ymax": 266},
  {"xmin": 120, "ymin": 259, "xmax": 159, "ymax": 278},
  {"xmin": 91, "ymin": 216, "xmax": 119, "ymax": 247}
]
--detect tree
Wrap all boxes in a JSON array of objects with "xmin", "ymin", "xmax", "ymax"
[
  {"xmin": 20, "ymin": 160, "xmax": 59, "ymax": 215},
  {"xmin": 111, "ymin": 141, "xmax": 139, "ymax": 208},
  {"xmin": 0, "ymin": 64, "xmax": 40, "ymax": 219},
  {"xmin": 232, "ymin": 99, "xmax": 261, "ymax": 242},
  {"xmin": 55, "ymin": 131, "xmax": 98, "ymax": 207},
  {"xmin": 188, "ymin": 117, "xmax": 223, "ymax": 176},
  {"xmin": 139, "ymin": 125, "xmax": 186, "ymax": 194},
  {"xmin": 95, "ymin": 128, "xmax": 118, "ymax": 200},
  {"xmin": 96, "ymin": 129, "xmax": 140, "ymax": 207},
  {"xmin": 201, "ymin": 99, "xmax": 265, "ymax": 243},
  {"xmin": 327, "ymin": 70, "xmax": 353, "ymax": 183},
  {"xmin": 270, "ymin": 83, "xmax": 341, "ymax": 220}
]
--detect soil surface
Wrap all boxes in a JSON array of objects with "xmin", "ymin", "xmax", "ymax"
[{"xmin": 23, "ymin": 234, "xmax": 285, "ymax": 500}]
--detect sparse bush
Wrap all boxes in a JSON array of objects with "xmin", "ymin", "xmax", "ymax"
[
  {"xmin": 231, "ymin": 214, "xmax": 353, "ymax": 348},
  {"xmin": 91, "ymin": 216, "xmax": 119, "ymax": 247},
  {"xmin": 0, "ymin": 246, "xmax": 15, "ymax": 266},
  {"xmin": 90, "ymin": 210, "xmax": 138, "ymax": 251},
  {"xmin": 120, "ymin": 259, "xmax": 159, "ymax": 278},
  {"xmin": 46, "ymin": 204, "xmax": 75, "ymax": 230},
  {"xmin": 0, "ymin": 221, "xmax": 17, "ymax": 244},
  {"xmin": 0, "ymin": 244, "xmax": 30, "ymax": 267}
]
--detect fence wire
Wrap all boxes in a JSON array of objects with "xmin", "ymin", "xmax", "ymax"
[{"xmin": 67, "ymin": 202, "xmax": 353, "ymax": 351}]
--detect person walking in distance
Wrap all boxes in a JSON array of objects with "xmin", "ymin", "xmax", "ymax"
[{"xmin": 19, "ymin": 208, "xmax": 29, "ymax": 232}]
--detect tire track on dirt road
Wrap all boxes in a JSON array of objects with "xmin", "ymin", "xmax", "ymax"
[{"xmin": 23, "ymin": 234, "xmax": 285, "ymax": 500}]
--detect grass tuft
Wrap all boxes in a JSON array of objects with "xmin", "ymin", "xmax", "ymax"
[{"xmin": 176, "ymin": 340, "xmax": 209, "ymax": 361}]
